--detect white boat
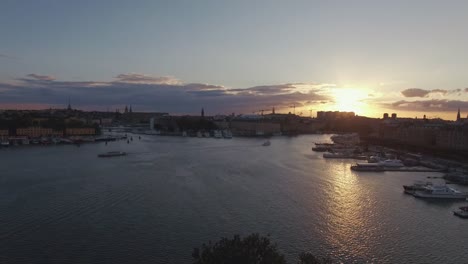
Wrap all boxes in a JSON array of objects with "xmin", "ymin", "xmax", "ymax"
[
  {"xmin": 413, "ymin": 185, "xmax": 468, "ymax": 199},
  {"xmin": 1, "ymin": 140, "xmax": 10, "ymax": 147},
  {"xmin": 403, "ymin": 180, "xmax": 433, "ymax": 194},
  {"xmin": 203, "ymin": 132, "xmax": 210, "ymax": 138},
  {"xmin": 378, "ymin": 159, "xmax": 404, "ymax": 167},
  {"xmin": 196, "ymin": 131, "xmax": 203, "ymax": 138},
  {"xmin": 262, "ymin": 140, "xmax": 271, "ymax": 146},
  {"xmin": 214, "ymin": 130, "xmax": 223, "ymax": 138}
]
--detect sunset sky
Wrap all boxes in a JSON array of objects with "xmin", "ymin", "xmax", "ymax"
[{"xmin": 1, "ymin": 0, "xmax": 468, "ymax": 120}]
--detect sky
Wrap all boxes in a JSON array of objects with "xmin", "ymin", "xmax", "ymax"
[{"xmin": 1, "ymin": 0, "xmax": 468, "ymax": 120}]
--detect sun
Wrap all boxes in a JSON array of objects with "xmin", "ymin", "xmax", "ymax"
[{"xmin": 331, "ymin": 88, "xmax": 369, "ymax": 115}]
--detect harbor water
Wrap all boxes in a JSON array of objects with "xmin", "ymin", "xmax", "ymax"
[{"xmin": 1, "ymin": 135, "xmax": 467, "ymax": 263}]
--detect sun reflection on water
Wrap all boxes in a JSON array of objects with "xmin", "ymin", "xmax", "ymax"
[{"xmin": 320, "ymin": 161, "xmax": 380, "ymax": 261}]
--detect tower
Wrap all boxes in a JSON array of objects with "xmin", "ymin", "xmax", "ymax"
[
  {"xmin": 201, "ymin": 108, "xmax": 205, "ymax": 118},
  {"xmin": 457, "ymin": 108, "xmax": 461, "ymax": 122},
  {"xmin": 124, "ymin": 105, "xmax": 128, "ymax": 113},
  {"xmin": 129, "ymin": 105, "xmax": 132, "ymax": 113},
  {"xmin": 272, "ymin": 107, "xmax": 275, "ymax": 114}
]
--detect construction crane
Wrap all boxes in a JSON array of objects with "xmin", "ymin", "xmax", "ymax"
[
  {"xmin": 257, "ymin": 109, "xmax": 267, "ymax": 116},
  {"xmin": 309, "ymin": 108, "xmax": 316, "ymax": 118}
]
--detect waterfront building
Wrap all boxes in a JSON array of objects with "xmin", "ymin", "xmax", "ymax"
[
  {"xmin": 16, "ymin": 127, "xmax": 63, "ymax": 137},
  {"xmin": 65, "ymin": 128, "xmax": 96, "ymax": 136}
]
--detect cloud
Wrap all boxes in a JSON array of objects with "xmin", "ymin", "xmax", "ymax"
[
  {"xmin": 114, "ymin": 73, "xmax": 180, "ymax": 85},
  {"xmin": 385, "ymin": 99, "xmax": 468, "ymax": 112},
  {"xmin": 26, "ymin": 74, "xmax": 56, "ymax": 81},
  {"xmin": 400, "ymin": 88, "xmax": 465, "ymax": 98},
  {"xmin": 0, "ymin": 74, "xmax": 331, "ymax": 114}
]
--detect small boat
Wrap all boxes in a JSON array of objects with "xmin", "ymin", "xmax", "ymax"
[
  {"xmin": 403, "ymin": 180, "xmax": 433, "ymax": 194},
  {"xmin": 262, "ymin": 140, "xmax": 271, "ymax": 146},
  {"xmin": 453, "ymin": 206, "xmax": 468, "ymax": 219},
  {"xmin": 413, "ymin": 185, "xmax": 468, "ymax": 199},
  {"xmin": 98, "ymin": 151, "xmax": 127, "ymax": 158}
]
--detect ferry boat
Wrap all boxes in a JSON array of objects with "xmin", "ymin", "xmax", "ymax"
[
  {"xmin": 98, "ymin": 151, "xmax": 127, "ymax": 158},
  {"xmin": 403, "ymin": 181, "xmax": 433, "ymax": 194},
  {"xmin": 453, "ymin": 206, "xmax": 468, "ymax": 218},
  {"xmin": 413, "ymin": 185, "xmax": 468, "ymax": 199}
]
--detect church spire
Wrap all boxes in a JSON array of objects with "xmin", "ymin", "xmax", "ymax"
[
  {"xmin": 67, "ymin": 97, "xmax": 72, "ymax": 111},
  {"xmin": 457, "ymin": 108, "xmax": 461, "ymax": 122}
]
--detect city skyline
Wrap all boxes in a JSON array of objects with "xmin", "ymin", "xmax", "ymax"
[{"xmin": 2, "ymin": 0, "xmax": 468, "ymax": 120}]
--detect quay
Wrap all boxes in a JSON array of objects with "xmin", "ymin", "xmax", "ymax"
[{"xmin": 351, "ymin": 164, "xmax": 446, "ymax": 173}]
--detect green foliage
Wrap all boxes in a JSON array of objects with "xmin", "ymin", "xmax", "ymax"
[
  {"xmin": 192, "ymin": 233, "xmax": 287, "ymax": 264},
  {"xmin": 298, "ymin": 252, "xmax": 333, "ymax": 264}
]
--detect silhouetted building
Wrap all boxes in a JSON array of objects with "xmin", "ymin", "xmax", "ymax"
[{"xmin": 383, "ymin": 113, "xmax": 389, "ymax": 119}]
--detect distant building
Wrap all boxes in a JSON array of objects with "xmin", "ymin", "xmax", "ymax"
[
  {"xmin": 316, "ymin": 111, "xmax": 355, "ymax": 120},
  {"xmin": 65, "ymin": 127, "xmax": 96, "ymax": 136},
  {"xmin": 16, "ymin": 127, "xmax": 63, "ymax": 137}
]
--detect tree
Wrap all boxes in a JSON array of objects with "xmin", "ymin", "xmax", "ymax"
[
  {"xmin": 192, "ymin": 233, "xmax": 287, "ymax": 264},
  {"xmin": 298, "ymin": 252, "xmax": 333, "ymax": 264}
]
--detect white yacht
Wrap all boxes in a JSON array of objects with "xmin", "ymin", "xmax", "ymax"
[
  {"xmin": 214, "ymin": 130, "xmax": 223, "ymax": 138},
  {"xmin": 413, "ymin": 185, "xmax": 468, "ymax": 199}
]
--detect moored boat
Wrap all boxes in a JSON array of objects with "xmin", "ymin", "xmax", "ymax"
[
  {"xmin": 98, "ymin": 151, "xmax": 127, "ymax": 157},
  {"xmin": 351, "ymin": 162, "xmax": 384, "ymax": 172},
  {"xmin": 262, "ymin": 140, "xmax": 271, "ymax": 146},
  {"xmin": 403, "ymin": 180, "xmax": 433, "ymax": 194},
  {"xmin": 378, "ymin": 159, "xmax": 404, "ymax": 167},
  {"xmin": 413, "ymin": 185, "xmax": 468, "ymax": 199}
]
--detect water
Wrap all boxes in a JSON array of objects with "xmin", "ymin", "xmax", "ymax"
[{"xmin": 1, "ymin": 135, "xmax": 467, "ymax": 263}]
